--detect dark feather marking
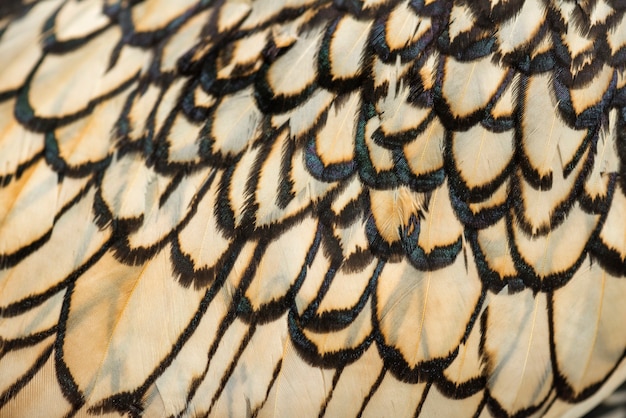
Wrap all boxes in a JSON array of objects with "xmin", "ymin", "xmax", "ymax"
[{"xmin": 356, "ymin": 368, "xmax": 386, "ymax": 418}]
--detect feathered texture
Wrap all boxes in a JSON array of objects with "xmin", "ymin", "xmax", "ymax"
[{"xmin": 0, "ymin": 0, "xmax": 625, "ymax": 417}]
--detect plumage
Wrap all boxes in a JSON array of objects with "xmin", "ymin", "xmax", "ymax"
[{"xmin": 0, "ymin": 0, "xmax": 625, "ymax": 417}]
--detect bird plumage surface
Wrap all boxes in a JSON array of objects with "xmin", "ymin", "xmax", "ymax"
[{"xmin": 0, "ymin": 0, "xmax": 625, "ymax": 417}]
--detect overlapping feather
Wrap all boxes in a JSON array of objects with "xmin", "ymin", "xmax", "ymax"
[{"xmin": 0, "ymin": 1, "xmax": 625, "ymax": 417}]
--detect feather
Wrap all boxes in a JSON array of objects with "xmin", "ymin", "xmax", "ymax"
[
  {"xmin": 594, "ymin": 184, "xmax": 626, "ymax": 265},
  {"xmin": 495, "ymin": 0, "xmax": 546, "ymax": 56},
  {"xmin": 185, "ymin": 318, "xmax": 252, "ymax": 416},
  {"xmin": 0, "ymin": 187, "xmax": 106, "ymax": 307},
  {"xmin": 55, "ymin": 93, "xmax": 127, "ymax": 169},
  {"xmin": 0, "ymin": 101, "xmax": 43, "ymax": 179},
  {"xmin": 265, "ymin": 25, "xmax": 324, "ymax": 100},
  {"xmin": 130, "ymin": 0, "xmax": 198, "ymax": 33},
  {"xmin": 177, "ymin": 171, "xmax": 229, "ymax": 274},
  {"xmin": 245, "ymin": 215, "xmax": 318, "ymax": 309},
  {"xmin": 451, "ymin": 125, "xmax": 514, "ymax": 191},
  {"xmin": 376, "ymin": 79, "xmax": 431, "ymax": 138},
  {"xmin": 442, "ymin": 299, "xmax": 487, "ymax": 388},
  {"xmin": 328, "ymin": 16, "xmax": 372, "ymax": 81},
  {"xmin": 519, "ymin": 72, "xmax": 588, "ymax": 187},
  {"xmin": 0, "ymin": 0, "xmax": 62, "ymax": 93},
  {"xmin": 441, "ymin": 55, "xmax": 508, "ymax": 120},
  {"xmin": 62, "ymin": 248, "xmax": 206, "ymax": 409},
  {"xmin": 375, "ymin": 253, "xmax": 481, "ymax": 367},
  {"xmin": 0, "ymin": 1, "xmax": 625, "ymax": 417},
  {"xmin": 417, "ymin": 181, "xmax": 463, "ymax": 253},
  {"xmin": 259, "ymin": 338, "xmax": 335, "ymax": 417},
  {"xmin": 166, "ymin": 113, "xmax": 203, "ymax": 165},
  {"xmin": 322, "ymin": 345, "xmax": 385, "ymax": 417},
  {"xmin": 384, "ymin": 2, "xmax": 429, "ymax": 52},
  {"xmin": 54, "ymin": 0, "xmax": 109, "ymax": 42},
  {"xmin": 141, "ymin": 287, "xmax": 237, "ymax": 416},
  {"xmin": 272, "ymin": 88, "xmax": 334, "ymax": 138},
  {"xmin": 210, "ymin": 317, "xmax": 288, "ymax": 417},
  {"xmin": 483, "ymin": 290, "xmax": 553, "ymax": 416},
  {"xmin": 0, "ymin": 162, "xmax": 57, "ymax": 258},
  {"xmin": 360, "ymin": 372, "xmax": 426, "ymax": 417},
  {"xmin": 552, "ymin": 258, "xmax": 626, "ymax": 397},
  {"xmin": 511, "ymin": 203, "xmax": 599, "ymax": 284},
  {"xmin": 420, "ymin": 386, "xmax": 484, "ymax": 417},
  {"xmin": 315, "ymin": 91, "xmax": 359, "ymax": 167},
  {"xmin": 1, "ymin": 352, "xmax": 72, "ymax": 416},
  {"xmin": 27, "ymin": 26, "xmax": 146, "ymax": 118},
  {"xmin": 100, "ymin": 153, "xmax": 158, "ymax": 222},
  {"xmin": 161, "ymin": 10, "xmax": 212, "ymax": 73}
]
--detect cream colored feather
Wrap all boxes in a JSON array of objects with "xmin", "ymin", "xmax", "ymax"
[{"xmin": 0, "ymin": 1, "xmax": 625, "ymax": 417}]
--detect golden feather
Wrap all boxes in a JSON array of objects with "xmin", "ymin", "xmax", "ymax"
[{"xmin": 0, "ymin": 1, "xmax": 625, "ymax": 417}]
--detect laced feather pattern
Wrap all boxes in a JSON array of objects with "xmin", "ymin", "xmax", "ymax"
[{"xmin": 0, "ymin": 0, "xmax": 625, "ymax": 417}]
